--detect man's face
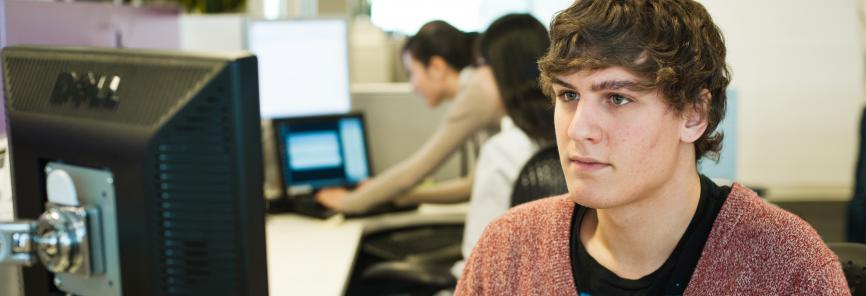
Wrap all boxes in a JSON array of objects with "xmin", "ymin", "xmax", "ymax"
[{"xmin": 552, "ymin": 66, "xmax": 695, "ymax": 209}]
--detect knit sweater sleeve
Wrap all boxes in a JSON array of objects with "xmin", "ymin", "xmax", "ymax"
[{"xmin": 339, "ymin": 67, "xmax": 503, "ymax": 214}]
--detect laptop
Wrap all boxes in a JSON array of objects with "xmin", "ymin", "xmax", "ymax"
[{"xmin": 268, "ymin": 113, "xmax": 415, "ymax": 218}]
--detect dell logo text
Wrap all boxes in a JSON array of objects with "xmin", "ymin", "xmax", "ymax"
[{"xmin": 50, "ymin": 71, "xmax": 121, "ymax": 109}]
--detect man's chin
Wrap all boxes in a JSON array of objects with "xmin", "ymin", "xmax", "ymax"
[{"xmin": 568, "ymin": 188, "xmax": 625, "ymax": 210}]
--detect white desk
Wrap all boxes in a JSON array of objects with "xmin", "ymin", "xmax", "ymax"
[{"xmin": 267, "ymin": 203, "xmax": 468, "ymax": 296}]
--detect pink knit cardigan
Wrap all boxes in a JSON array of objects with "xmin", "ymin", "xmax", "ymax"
[{"xmin": 455, "ymin": 184, "xmax": 850, "ymax": 295}]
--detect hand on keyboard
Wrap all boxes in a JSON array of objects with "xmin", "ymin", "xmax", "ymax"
[
  {"xmin": 315, "ymin": 179, "xmax": 372, "ymax": 211},
  {"xmin": 315, "ymin": 187, "xmax": 349, "ymax": 211}
]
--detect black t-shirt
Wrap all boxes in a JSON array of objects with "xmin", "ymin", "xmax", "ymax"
[{"xmin": 570, "ymin": 175, "xmax": 731, "ymax": 296}]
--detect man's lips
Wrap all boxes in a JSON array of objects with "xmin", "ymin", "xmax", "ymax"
[{"xmin": 568, "ymin": 155, "xmax": 610, "ymax": 171}]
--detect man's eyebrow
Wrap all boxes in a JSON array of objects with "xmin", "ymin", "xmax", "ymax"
[
  {"xmin": 591, "ymin": 80, "xmax": 642, "ymax": 92},
  {"xmin": 552, "ymin": 78, "xmax": 647, "ymax": 93},
  {"xmin": 550, "ymin": 77, "xmax": 576, "ymax": 89}
]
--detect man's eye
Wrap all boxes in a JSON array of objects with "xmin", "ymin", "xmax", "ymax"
[
  {"xmin": 609, "ymin": 94, "xmax": 632, "ymax": 106},
  {"xmin": 559, "ymin": 91, "xmax": 579, "ymax": 102}
]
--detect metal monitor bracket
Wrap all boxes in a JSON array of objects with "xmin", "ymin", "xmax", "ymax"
[{"xmin": 0, "ymin": 163, "xmax": 121, "ymax": 296}]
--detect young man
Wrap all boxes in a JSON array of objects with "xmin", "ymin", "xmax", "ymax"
[{"xmin": 455, "ymin": 0, "xmax": 850, "ymax": 295}]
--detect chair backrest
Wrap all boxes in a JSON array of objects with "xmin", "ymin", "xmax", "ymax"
[
  {"xmin": 510, "ymin": 145, "xmax": 569, "ymax": 207},
  {"xmin": 828, "ymin": 242, "xmax": 866, "ymax": 295}
]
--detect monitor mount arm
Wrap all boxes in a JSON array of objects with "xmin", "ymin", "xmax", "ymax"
[
  {"xmin": 0, "ymin": 163, "xmax": 119, "ymax": 295},
  {"xmin": 0, "ymin": 204, "xmax": 98, "ymax": 276}
]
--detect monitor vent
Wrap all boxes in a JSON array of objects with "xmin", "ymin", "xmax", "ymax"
[
  {"xmin": 154, "ymin": 82, "xmax": 242, "ymax": 295},
  {"xmin": 4, "ymin": 56, "xmax": 216, "ymax": 126}
]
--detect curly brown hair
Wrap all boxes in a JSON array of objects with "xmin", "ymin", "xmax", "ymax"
[{"xmin": 538, "ymin": 0, "xmax": 731, "ymax": 161}]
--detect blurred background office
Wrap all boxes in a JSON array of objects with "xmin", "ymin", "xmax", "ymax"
[
  {"xmin": 181, "ymin": 0, "xmax": 865, "ymax": 243},
  {"xmin": 0, "ymin": 0, "xmax": 865, "ymax": 294},
  {"xmin": 0, "ymin": 0, "xmax": 861, "ymax": 230}
]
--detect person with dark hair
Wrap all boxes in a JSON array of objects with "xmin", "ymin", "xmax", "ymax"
[
  {"xmin": 455, "ymin": 13, "xmax": 554, "ymax": 277},
  {"xmin": 400, "ymin": 20, "xmax": 480, "ymax": 108},
  {"xmin": 316, "ymin": 20, "xmax": 505, "ymax": 214},
  {"xmin": 456, "ymin": 1, "xmax": 849, "ymax": 295}
]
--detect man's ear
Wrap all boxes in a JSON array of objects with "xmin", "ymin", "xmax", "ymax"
[
  {"xmin": 681, "ymin": 89, "xmax": 711, "ymax": 143},
  {"xmin": 427, "ymin": 55, "xmax": 448, "ymax": 80}
]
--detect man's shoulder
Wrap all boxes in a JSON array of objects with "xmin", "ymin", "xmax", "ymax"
[
  {"xmin": 688, "ymin": 185, "xmax": 847, "ymax": 294},
  {"xmin": 717, "ymin": 185, "xmax": 827, "ymax": 255}
]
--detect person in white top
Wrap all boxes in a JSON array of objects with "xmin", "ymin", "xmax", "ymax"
[
  {"xmin": 454, "ymin": 14, "xmax": 556, "ymax": 277},
  {"xmin": 454, "ymin": 117, "xmax": 538, "ymax": 276}
]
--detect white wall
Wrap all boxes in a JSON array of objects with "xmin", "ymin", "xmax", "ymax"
[
  {"xmin": 369, "ymin": 0, "xmax": 573, "ymax": 34},
  {"xmin": 530, "ymin": 0, "xmax": 574, "ymax": 27},
  {"xmin": 699, "ymin": 0, "xmax": 863, "ymax": 200},
  {"xmin": 179, "ymin": 14, "xmax": 245, "ymax": 51}
]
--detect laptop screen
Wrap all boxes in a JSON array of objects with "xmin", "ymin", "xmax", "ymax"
[{"xmin": 274, "ymin": 113, "xmax": 371, "ymax": 195}]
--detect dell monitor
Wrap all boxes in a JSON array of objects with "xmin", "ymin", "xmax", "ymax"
[{"xmin": 0, "ymin": 46, "xmax": 268, "ymax": 295}]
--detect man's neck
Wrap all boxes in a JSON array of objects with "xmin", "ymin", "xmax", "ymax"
[{"xmin": 580, "ymin": 167, "xmax": 702, "ymax": 280}]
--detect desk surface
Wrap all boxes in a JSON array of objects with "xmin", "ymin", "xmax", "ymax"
[{"xmin": 267, "ymin": 203, "xmax": 468, "ymax": 296}]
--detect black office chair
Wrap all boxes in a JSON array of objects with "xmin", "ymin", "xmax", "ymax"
[
  {"xmin": 350, "ymin": 224, "xmax": 464, "ymax": 296},
  {"xmin": 828, "ymin": 242, "xmax": 866, "ymax": 295},
  {"xmin": 510, "ymin": 145, "xmax": 568, "ymax": 207}
]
